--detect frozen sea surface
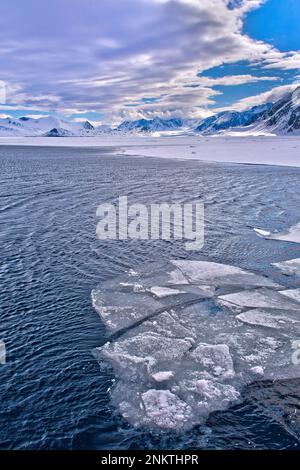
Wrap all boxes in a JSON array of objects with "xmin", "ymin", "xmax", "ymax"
[
  {"xmin": 0, "ymin": 145, "xmax": 300, "ymax": 449},
  {"xmin": 93, "ymin": 260, "xmax": 300, "ymax": 431}
]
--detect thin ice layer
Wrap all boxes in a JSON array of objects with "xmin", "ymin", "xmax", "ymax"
[
  {"xmin": 171, "ymin": 260, "xmax": 280, "ymax": 288},
  {"xmin": 237, "ymin": 309, "xmax": 300, "ymax": 331},
  {"xmin": 217, "ymin": 288, "xmax": 300, "ymax": 313},
  {"xmin": 91, "ymin": 289, "xmax": 163, "ymax": 332}
]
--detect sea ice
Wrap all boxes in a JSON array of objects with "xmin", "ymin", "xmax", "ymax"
[
  {"xmin": 91, "ymin": 289, "xmax": 163, "ymax": 332},
  {"xmin": 171, "ymin": 260, "xmax": 279, "ymax": 288},
  {"xmin": 141, "ymin": 389, "xmax": 193, "ymax": 429},
  {"xmin": 279, "ymin": 288, "xmax": 300, "ymax": 303},
  {"xmin": 250, "ymin": 366, "xmax": 264, "ymax": 376},
  {"xmin": 237, "ymin": 309, "xmax": 300, "ymax": 331},
  {"xmin": 151, "ymin": 371, "xmax": 174, "ymax": 382},
  {"xmin": 254, "ymin": 222, "xmax": 300, "ymax": 244},
  {"xmin": 100, "ymin": 332, "xmax": 193, "ymax": 380},
  {"xmin": 217, "ymin": 288, "xmax": 300, "ymax": 313},
  {"xmin": 272, "ymin": 258, "xmax": 300, "ymax": 276},
  {"xmin": 93, "ymin": 259, "xmax": 300, "ymax": 431},
  {"xmin": 189, "ymin": 343, "xmax": 235, "ymax": 380},
  {"xmin": 150, "ymin": 286, "xmax": 183, "ymax": 298}
]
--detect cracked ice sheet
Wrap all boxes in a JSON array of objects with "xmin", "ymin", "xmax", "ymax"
[
  {"xmin": 273, "ymin": 258, "xmax": 300, "ymax": 276},
  {"xmin": 237, "ymin": 309, "xmax": 300, "ymax": 332},
  {"xmin": 171, "ymin": 260, "xmax": 280, "ymax": 289},
  {"xmin": 279, "ymin": 288, "xmax": 300, "ymax": 303},
  {"xmin": 217, "ymin": 288, "xmax": 300, "ymax": 313},
  {"xmin": 254, "ymin": 222, "xmax": 300, "ymax": 244},
  {"xmin": 91, "ymin": 289, "xmax": 163, "ymax": 333},
  {"xmin": 93, "ymin": 260, "xmax": 300, "ymax": 431}
]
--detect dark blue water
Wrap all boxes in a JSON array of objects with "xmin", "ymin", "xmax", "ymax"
[{"xmin": 0, "ymin": 145, "xmax": 300, "ymax": 450}]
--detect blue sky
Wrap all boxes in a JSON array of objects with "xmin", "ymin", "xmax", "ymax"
[{"xmin": 0, "ymin": 0, "xmax": 299, "ymax": 125}]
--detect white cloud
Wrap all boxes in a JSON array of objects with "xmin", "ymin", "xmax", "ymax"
[
  {"xmin": 0, "ymin": 0, "xmax": 298, "ymax": 122},
  {"xmin": 225, "ymin": 84, "xmax": 299, "ymax": 111}
]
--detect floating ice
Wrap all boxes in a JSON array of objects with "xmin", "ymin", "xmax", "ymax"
[
  {"xmin": 250, "ymin": 366, "xmax": 264, "ymax": 377},
  {"xmin": 217, "ymin": 288, "xmax": 300, "ymax": 313},
  {"xmin": 254, "ymin": 222, "xmax": 300, "ymax": 244},
  {"xmin": 171, "ymin": 260, "xmax": 279, "ymax": 288},
  {"xmin": 100, "ymin": 332, "xmax": 193, "ymax": 381},
  {"xmin": 141, "ymin": 389, "xmax": 193, "ymax": 430},
  {"xmin": 91, "ymin": 289, "xmax": 163, "ymax": 333},
  {"xmin": 279, "ymin": 288, "xmax": 300, "ymax": 303},
  {"xmin": 93, "ymin": 260, "xmax": 300, "ymax": 431},
  {"xmin": 151, "ymin": 371, "xmax": 174, "ymax": 382},
  {"xmin": 273, "ymin": 258, "xmax": 300, "ymax": 276},
  {"xmin": 190, "ymin": 343, "xmax": 235, "ymax": 380},
  {"xmin": 237, "ymin": 309, "xmax": 300, "ymax": 331}
]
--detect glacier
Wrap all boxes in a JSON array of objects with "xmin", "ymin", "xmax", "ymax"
[{"xmin": 92, "ymin": 260, "xmax": 300, "ymax": 431}]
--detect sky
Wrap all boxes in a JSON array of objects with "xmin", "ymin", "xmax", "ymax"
[{"xmin": 0, "ymin": 0, "xmax": 299, "ymax": 125}]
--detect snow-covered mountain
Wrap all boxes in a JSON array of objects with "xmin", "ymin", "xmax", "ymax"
[
  {"xmin": 117, "ymin": 117, "xmax": 184, "ymax": 133},
  {"xmin": 0, "ymin": 116, "xmax": 96, "ymax": 137},
  {"xmin": 44, "ymin": 127, "xmax": 74, "ymax": 137},
  {"xmin": 251, "ymin": 86, "xmax": 300, "ymax": 135},
  {"xmin": 0, "ymin": 86, "xmax": 300, "ymax": 137},
  {"xmin": 195, "ymin": 104, "xmax": 272, "ymax": 134}
]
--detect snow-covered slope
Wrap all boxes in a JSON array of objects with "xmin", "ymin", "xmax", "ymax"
[
  {"xmin": 0, "ymin": 116, "xmax": 96, "ymax": 137},
  {"xmin": 195, "ymin": 104, "xmax": 272, "ymax": 134},
  {"xmin": 118, "ymin": 117, "xmax": 184, "ymax": 133},
  {"xmin": 251, "ymin": 87, "xmax": 300, "ymax": 135}
]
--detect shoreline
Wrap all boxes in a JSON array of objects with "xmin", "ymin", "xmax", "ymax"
[{"xmin": 0, "ymin": 135, "xmax": 299, "ymax": 168}]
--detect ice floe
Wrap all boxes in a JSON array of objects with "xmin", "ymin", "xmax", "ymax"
[
  {"xmin": 273, "ymin": 258, "xmax": 300, "ymax": 276},
  {"xmin": 190, "ymin": 343, "xmax": 235, "ymax": 380},
  {"xmin": 254, "ymin": 222, "xmax": 300, "ymax": 244},
  {"xmin": 237, "ymin": 309, "xmax": 300, "ymax": 331},
  {"xmin": 217, "ymin": 288, "xmax": 300, "ymax": 313},
  {"xmin": 279, "ymin": 288, "xmax": 300, "ymax": 303},
  {"xmin": 92, "ymin": 260, "xmax": 300, "ymax": 431},
  {"xmin": 171, "ymin": 260, "xmax": 280, "ymax": 289}
]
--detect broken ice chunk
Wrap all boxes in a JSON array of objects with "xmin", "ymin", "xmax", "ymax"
[
  {"xmin": 171, "ymin": 260, "xmax": 279, "ymax": 289},
  {"xmin": 141, "ymin": 310, "xmax": 195, "ymax": 340},
  {"xmin": 100, "ymin": 332, "xmax": 193, "ymax": 380},
  {"xmin": 195, "ymin": 379, "xmax": 240, "ymax": 410},
  {"xmin": 176, "ymin": 377, "xmax": 240, "ymax": 417},
  {"xmin": 217, "ymin": 288, "xmax": 300, "ymax": 313},
  {"xmin": 91, "ymin": 289, "xmax": 162, "ymax": 332},
  {"xmin": 237, "ymin": 309, "xmax": 300, "ymax": 330},
  {"xmin": 272, "ymin": 258, "xmax": 300, "ymax": 276},
  {"xmin": 141, "ymin": 389, "xmax": 193, "ymax": 429},
  {"xmin": 151, "ymin": 371, "xmax": 174, "ymax": 382},
  {"xmin": 190, "ymin": 343, "xmax": 235, "ymax": 380},
  {"xmin": 168, "ymin": 268, "xmax": 189, "ymax": 285},
  {"xmin": 254, "ymin": 222, "xmax": 300, "ymax": 244},
  {"xmin": 250, "ymin": 366, "xmax": 264, "ymax": 377},
  {"xmin": 279, "ymin": 288, "xmax": 300, "ymax": 303}
]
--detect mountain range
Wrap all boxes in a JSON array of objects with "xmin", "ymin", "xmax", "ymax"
[{"xmin": 0, "ymin": 86, "xmax": 299, "ymax": 137}]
